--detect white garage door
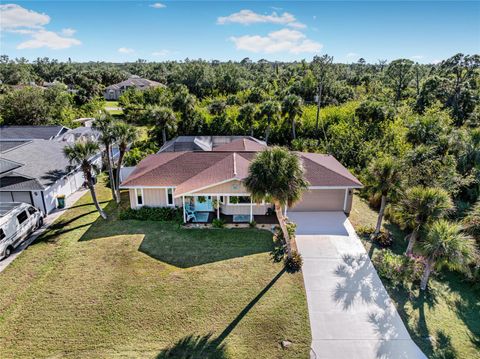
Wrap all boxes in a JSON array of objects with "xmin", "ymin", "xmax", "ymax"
[
  {"xmin": 0, "ymin": 192, "xmax": 14, "ymax": 202},
  {"xmin": 12, "ymin": 191, "xmax": 32, "ymax": 204},
  {"xmin": 290, "ymin": 189, "xmax": 345, "ymax": 212}
]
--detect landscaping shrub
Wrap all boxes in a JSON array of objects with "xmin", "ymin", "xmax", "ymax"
[
  {"xmin": 356, "ymin": 225, "xmax": 375, "ymax": 238},
  {"xmin": 119, "ymin": 206, "xmax": 182, "ymax": 222},
  {"xmin": 249, "ymin": 220, "xmax": 256, "ymax": 228},
  {"xmin": 285, "ymin": 251, "xmax": 303, "ymax": 273},
  {"xmin": 373, "ymin": 249, "xmax": 424, "ymax": 287},
  {"xmin": 271, "ymin": 227, "xmax": 286, "ymax": 262},
  {"xmin": 212, "ymin": 218, "xmax": 226, "ymax": 228},
  {"xmin": 371, "ymin": 229, "xmax": 394, "ymax": 247}
]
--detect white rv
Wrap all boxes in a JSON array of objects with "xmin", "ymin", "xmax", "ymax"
[{"xmin": 0, "ymin": 202, "xmax": 43, "ymax": 260}]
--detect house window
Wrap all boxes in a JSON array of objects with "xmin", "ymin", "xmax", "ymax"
[
  {"xmin": 167, "ymin": 188, "xmax": 174, "ymax": 206},
  {"xmin": 219, "ymin": 196, "xmax": 225, "ymax": 204},
  {"xmin": 136, "ymin": 188, "xmax": 143, "ymax": 206},
  {"xmin": 228, "ymin": 196, "xmax": 251, "ymax": 205}
]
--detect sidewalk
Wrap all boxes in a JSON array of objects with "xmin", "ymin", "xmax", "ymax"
[{"xmin": 0, "ymin": 188, "xmax": 88, "ymax": 273}]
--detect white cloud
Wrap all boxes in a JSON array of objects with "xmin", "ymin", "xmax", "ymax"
[
  {"xmin": 432, "ymin": 59, "xmax": 442, "ymax": 64},
  {"xmin": 217, "ymin": 9, "xmax": 305, "ymax": 29},
  {"xmin": 150, "ymin": 3, "xmax": 166, "ymax": 8},
  {"xmin": 118, "ymin": 47, "xmax": 135, "ymax": 54},
  {"xmin": 1, "ymin": 4, "xmax": 80, "ymax": 50},
  {"xmin": 346, "ymin": 52, "xmax": 359, "ymax": 58},
  {"xmin": 0, "ymin": 4, "xmax": 50, "ymax": 29},
  {"xmin": 410, "ymin": 55, "xmax": 424, "ymax": 60},
  {"xmin": 230, "ymin": 28, "xmax": 322, "ymax": 54},
  {"xmin": 61, "ymin": 28, "xmax": 76, "ymax": 36},
  {"xmin": 17, "ymin": 29, "xmax": 81, "ymax": 49}
]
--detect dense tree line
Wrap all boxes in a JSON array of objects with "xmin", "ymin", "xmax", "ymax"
[{"xmin": 0, "ymin": 54, "xmax": 479, "ymax": 213}]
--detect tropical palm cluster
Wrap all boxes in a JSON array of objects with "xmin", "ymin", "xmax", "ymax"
[
  {"xmin": 366, "ymin": 157, "xmax": 479, "ymax": 290},
  {"xmin": 63, "ymin": 116, "xmax": 137, "ymax": 219}
]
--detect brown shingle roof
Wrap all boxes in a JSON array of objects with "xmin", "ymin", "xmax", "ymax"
[{"xmin": 121, "ymin": 149, "xmax": 362, "ymax": 192}]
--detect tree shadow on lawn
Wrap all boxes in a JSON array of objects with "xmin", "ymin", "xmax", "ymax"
[
  {"xmin": 80, "ymin": 201, "xmax": 274, "ymax": 268},
  {"xmin": 156, "ymin": 269, "xmax": 286, "ymax": 358}
]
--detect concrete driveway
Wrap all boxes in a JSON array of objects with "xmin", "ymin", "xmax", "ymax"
[{"xmin": 288, "ymin": 211, "xmax": 426, "ymax": 359}]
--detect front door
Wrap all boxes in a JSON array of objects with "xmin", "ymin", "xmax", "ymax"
[{"xmin": 194, "ymin": 196, "xmax": 213, "ymax": 211}]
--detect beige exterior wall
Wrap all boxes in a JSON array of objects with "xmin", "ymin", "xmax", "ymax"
[
  {"xmin": 129, "ymin": 188, "xmax": 176, "ymax": 209},
  {"xmin": 193, "ymin": 180, "xmax": 247, "ymax": 194},
  {"xmin": 290, "ymin": 189, "xmax": 347, "ymax": 212},
  {"xmin": 220, "ymin": 203, "xmax": 271, "ymax": 215}
]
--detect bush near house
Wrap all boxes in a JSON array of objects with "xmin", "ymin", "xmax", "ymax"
[{"xmin": 119, "ymin": 206, "xmax": 182, "ymax": 222}]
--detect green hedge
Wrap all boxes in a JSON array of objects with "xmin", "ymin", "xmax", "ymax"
[{"xmin": 119, "ymin": 206, "xmax": 183, "ymax": 222}]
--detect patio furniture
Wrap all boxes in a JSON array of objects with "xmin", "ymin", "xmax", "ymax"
[{"xmin": 185, "ymin": 204, "xmax": 197, "ymax": 222}]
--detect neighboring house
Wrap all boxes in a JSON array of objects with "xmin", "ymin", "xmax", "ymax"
[
  {"xmin": 0, "ymin": 139, "xmax": 102, "ymax": 214},
  {"xmin": 121, "ymin": 138, "xmax": 363, "ymax": 224},
  {"xmin": 104, "ymin": 75, "xmax": 165, "ymax": 100},
  {"xmin": 0, "ymin": 125, "xmax": 106, "ymax": 215}
]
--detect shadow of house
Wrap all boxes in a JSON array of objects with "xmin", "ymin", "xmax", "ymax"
[
  {"xmin": 79, "ymin": 200, "xmax": 274, "ymax": 268},
  {"xmin": 156, "ymin": 269, "xmax": 285, "ymax": 358}
]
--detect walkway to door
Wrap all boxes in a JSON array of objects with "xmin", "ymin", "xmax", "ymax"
[{"xmin": 288, "ymin": 211, "xmax": 426, "ymax": 359}]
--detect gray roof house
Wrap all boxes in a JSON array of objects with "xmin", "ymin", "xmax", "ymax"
[
  {"xmin": 104, "ymin": 75, "xmax": 165, "ymax": 100},
  {"xmin": 0, "ymin": 130, "xmax": 104, "ymax": 214}
]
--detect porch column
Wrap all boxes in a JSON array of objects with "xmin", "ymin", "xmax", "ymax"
[
  {"xmin": 216, "ymin": 195, "xmax": 220, "ymax": 219},
  {"xmin": 250, "ymin": 197, "xmax": 253, "ymax": 222},
  {"xmin": 182, "ymin": 196, "xmax": 186, "ymax": 223}
]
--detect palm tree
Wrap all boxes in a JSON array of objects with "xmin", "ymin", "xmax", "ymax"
[
  {"xmin": 112, "ymin": 121, "xmax": 138, "ymax": 203},
  {"xmin": 420, "ymin": 220, "xmax": 477, "ymax": 290},
  {"xmin": 146, "ymin": 105, "xmax": 177, "ymax": 145},
  {"xmin": 94, "ymin": 113, "xmax": 118, "ymax": 202},
  {"xmin": 462, "ymin": 201, "xmax": 480, "ymax": 241},
  {"xmin": 282, "ymin": 94, "xmax": 303, "ymax": 141},
  {"xmin": 238, "ymin": 103, "xmax": 257, "ymax": 136},
  {"xmin": 259, "ymin": 100, "xmax": 280, "ymax": 144},
  {"xmin": 365, "ymin": 156, "xmax": 402, "ymax": 236},
  {"xmin": 395, "ymin": 187, "xmax": 453, "ymax": 255},
  {"xmin": 64, "ymin": 141, "xmax": 107, "ymax": 219},
  {"xmin": 245, "ymin": 147, "xmax": 309, "ymax": 258}
]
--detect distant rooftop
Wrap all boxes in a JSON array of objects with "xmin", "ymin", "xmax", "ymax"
[
  {"xmin": 105, "ymin": 76, "xmax": 164, "ymax": 90},
  {"xmin": 0, "ymin": 125, "xmax": 69, "ymax": 140}
]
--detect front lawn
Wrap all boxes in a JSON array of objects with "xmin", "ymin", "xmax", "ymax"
[
  {"xmin": 0, "ymin": 183, "xmax": 310, "ymax": 358},
  {"xmin": 350, "ymin": 194, "xmax": 480, "ymax": 359}
]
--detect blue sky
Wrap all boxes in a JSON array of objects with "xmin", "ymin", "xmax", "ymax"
[{"xmin": 1, "ymin": 1, "xmax": 479, "ymax": 63}]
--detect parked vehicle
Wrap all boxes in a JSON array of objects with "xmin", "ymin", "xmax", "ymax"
[{"xmin": 0, "ymin": 202, "xmax": 44, "ymax": 260}]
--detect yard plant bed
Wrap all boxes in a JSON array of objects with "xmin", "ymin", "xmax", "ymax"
[
  {"xmin": 350, "ymin": 195, "xmax": 480, "ymax": 359},
  {"xmin": 0, "ymin": 183, "xmax": 310, "ymax": 358}
]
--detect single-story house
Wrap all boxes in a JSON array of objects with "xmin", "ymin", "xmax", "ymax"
[
  {"xmin": 0, "ymin": 139, "xmax": 103, "ymax": 214},
  {"xmin": 0, "ymin": 125, "xmax": 110, "ymax": 215},
  {"xmin": 104, "ymin": 75, "xmax": 165, "ymax": 100},
  {"xmin": 121, "ymin": 138, "xmax": 363, "ymax": 224}
]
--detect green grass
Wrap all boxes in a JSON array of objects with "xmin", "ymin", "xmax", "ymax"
[
  {"xmin": 105, "ymin": 100, "xmax": 123, "ymax": 115},
  {"xmin": 350, "ymin": 194, "xmax": 480, "ymax": 359},
  {"xmin": 0, "ymin": 183, "xmax": 310, "ymax": 358}
]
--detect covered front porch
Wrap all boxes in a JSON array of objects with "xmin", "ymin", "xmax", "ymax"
[{"xmin": 180, "ymin": 194, "xmax": 278, "ymax": 224}]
